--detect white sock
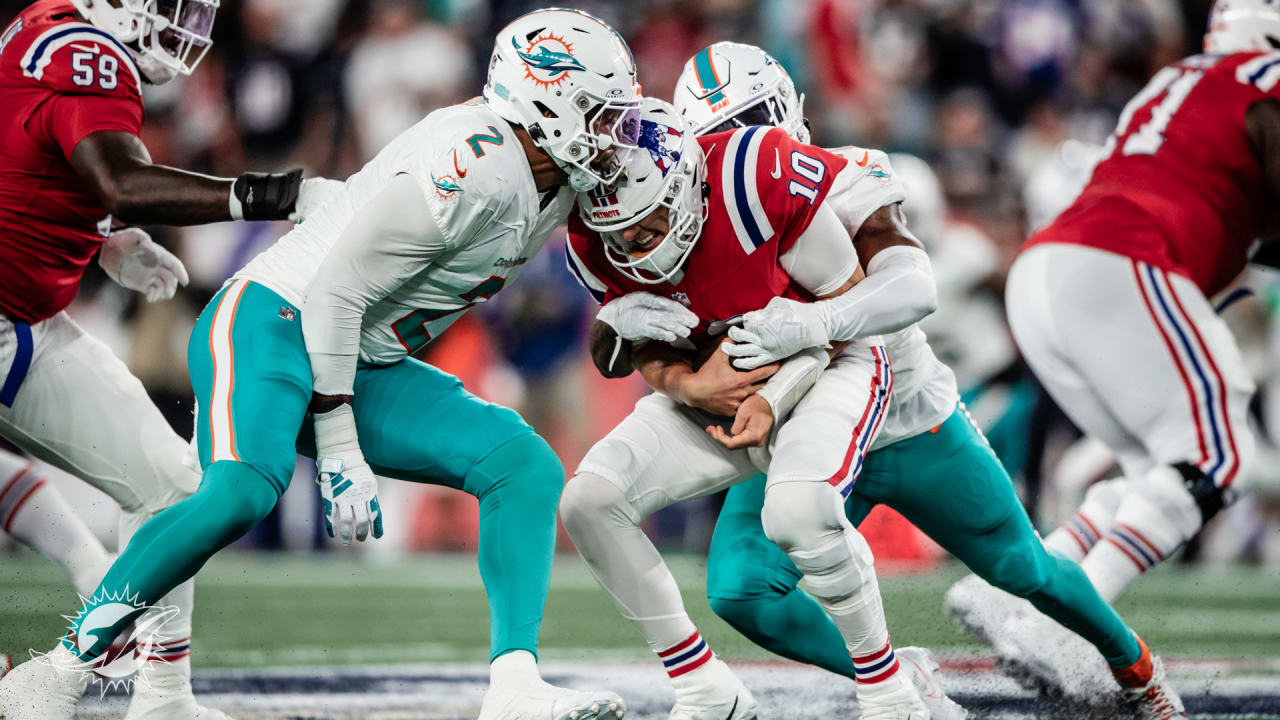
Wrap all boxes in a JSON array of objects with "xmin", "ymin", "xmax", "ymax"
[
  {"xmin": 1044, "ymin": 477, "xmax": 1128, "ymax": 562},
  {"xmin": 655, "ymin": 631, "xmax": 734, "ymax": 706},
  {"xmin": 560, "ymin": 474, "xmax": 732, "ymax": 704},
  {"xmin": 0, "ymin": 454, "xmax": 111, "ymax": 595},
  {"xmin": 490, "ymin": 650, "xmax": 542, "ymax": 689},
  {"xmin": 1082, "ymin": 468, "xmax": 1200, "ymax": 602}
]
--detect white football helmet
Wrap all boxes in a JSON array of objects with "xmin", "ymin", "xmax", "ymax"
[
  {"xmin": 577, "ymin": 98, "xmax": 707, "ymax": 284},
  {"xmin": 485, "ymin": 8, "xmax": 642, "ymax": 192},
  {"xmin": 70, "ymin": 0, "xmax": 217, "ymax": 84},
  {"xmin": 673, "ymin": 41, "xmax": 808, "ymax": 142},
  {"xmin": 1204, "ymin": 0, "xmax": 1280, "ymax": 53}
]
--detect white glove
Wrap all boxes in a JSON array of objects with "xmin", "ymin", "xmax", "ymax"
[
  {"xmin": 289, "ymin": 178, "xmax": 345, "ymax": 224},
  {"xmin": 313, "ymin": 405, "xmax": 383, "ymax": 544},
  {"xmin": 597, "ymin": 292, "xmax": 699, "ymax": 343},
  {"xmin": 98, "ymin": 228, "xmax": 189, "ymax": 303},
  {"xmin": 724, "ymin": 296, "xmax": 831, "ymax": 370}
]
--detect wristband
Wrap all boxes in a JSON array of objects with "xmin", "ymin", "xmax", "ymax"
[{"xmin": 232, "ymin": 169, "xmax": 304, "ymax": 221}]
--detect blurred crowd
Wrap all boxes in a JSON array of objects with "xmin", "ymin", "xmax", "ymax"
[{"xmin": 4, "ymin": 0, "xmax": 1279, "ymax": 567}]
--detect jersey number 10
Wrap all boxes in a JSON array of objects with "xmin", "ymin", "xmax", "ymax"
[{"xmin": 787, "ymin": 151, "xmax": 827, "ymax": 204}]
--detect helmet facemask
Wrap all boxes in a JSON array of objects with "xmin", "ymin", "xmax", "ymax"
[
  {"xmin": 541, "ymin": 93, "xmax": 642, "ymax": 191},
  {"xmin": 73, "ymin": 0, "xmax": 217, "ymax": 84},
  {"xmin": 579, "ymin": 100, "xmax": 708, "ymax": 284}
]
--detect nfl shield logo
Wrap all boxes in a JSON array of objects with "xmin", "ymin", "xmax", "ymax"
[{"xmin": 671, "ymin": 292, "xmax": 691, "ymax": 307}]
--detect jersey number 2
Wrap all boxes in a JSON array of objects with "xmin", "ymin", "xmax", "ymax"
[
  {"xmin": 390, "ymin": 276, "xmax": 506, "ymax": 354},
  {"xmin": 71, "ymin": 51, "xmax": 119, "ymax": 90},
  {"xmin": 787, "ymin": 151, "xmax": 826, "ymax": 204}
]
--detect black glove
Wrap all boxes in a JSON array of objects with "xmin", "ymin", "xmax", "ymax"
[{"xmin": 232, "ymin": 169, "xmax": 304, "ymax": 221}]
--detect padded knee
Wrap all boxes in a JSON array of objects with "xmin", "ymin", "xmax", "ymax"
[
  {"xmin": 198, "ymin": 461, "xmax": 281, "ymax": 543},
  {"xmin": 761, "ymin": 481, "xmax": 874, "ymax": 610},
  {"xmin": 560, "ymin": 471, "xmax": 641, "ymax": 538},
  {"xmin": 987, "ymin": 532, "xmax": 1051, "ymax": 597},
  {"xmin": 469, "ymin": 433, "xmax": 563, "ymax": 511}
]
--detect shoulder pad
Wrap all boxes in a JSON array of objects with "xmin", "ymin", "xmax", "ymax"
[{"xmin": 18, "ymin": 22, "xmax": 141, "ymax": 96}]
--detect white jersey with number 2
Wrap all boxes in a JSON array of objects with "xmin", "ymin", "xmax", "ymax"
[{"xmin": 236, "ymin": 99, "xmax": 573, "ymax": 365}]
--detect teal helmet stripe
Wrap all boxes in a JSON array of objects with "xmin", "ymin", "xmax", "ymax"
[{"xmin": 694, "ymin": 47, "xmax": 726, "ymax": 105}]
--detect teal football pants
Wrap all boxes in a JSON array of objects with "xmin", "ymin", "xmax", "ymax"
[
  {"xmin": 705, "ymin": 406, "xmax": 1142, "ymax": 677},
  {"xmin": 71, "ymin": 280, "xmax": 561, "ymax": 662}
]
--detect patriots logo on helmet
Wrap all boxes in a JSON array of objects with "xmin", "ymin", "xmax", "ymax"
[
  {"xmin": 639, "ymin": 120, "xmax": 684, "ymax": 176},
  {"xmin": 514, "ymin": 32, "xmax": 585, "ymax": 89}
]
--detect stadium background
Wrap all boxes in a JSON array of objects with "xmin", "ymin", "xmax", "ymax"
[{"xmin": 2, "ymin": 0, "xmax": 1280, "ymax": 717}]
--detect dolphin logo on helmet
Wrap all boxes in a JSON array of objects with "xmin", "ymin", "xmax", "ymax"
[{"xmin": 514, "ymin": 35, "xmax": 586, "ymax": 79}]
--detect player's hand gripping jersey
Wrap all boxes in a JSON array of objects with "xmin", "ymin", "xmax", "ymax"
[
  {"xmin": 1027, "ymin": 51, "xmax": 1280, "ymax": 295},
  {"xmin": 237, "ymin": 99, "xmax": 574, "ymax": 365},
  {"xmin": 568, "ymin": 126, "xmax": 851, "ymax": 344},
  {"xmin": 0, "ymin": 0, "xmax": 144, "ymax": 323}
]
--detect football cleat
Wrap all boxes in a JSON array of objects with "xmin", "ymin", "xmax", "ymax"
[
  {"xmin": 478, "ymin": 680, "xmax": 625, "ymax": 720},
  {"xmin": 668, "ymin": 683, "xmax": 757, "ymax": 720},
  {"xmin": 0, "ymin": 646, "xmax": 87, "ymax": 720},
  {"xmin": 124, "ymin": 688, "xmax": 234, "ymax": 720},
  {"xmin": 1112, "ymin": 639, "xmax": 1186, "ymax": 720},
  {"xmin": 857, "ymin": 695, "xmax": 931, "ymax": 720},
  {"xmin": 992, "ymin": 612, "xmax": 1117, "ymax": 702},
  {"xmin": 944, "ymin": 574, "xmax": 1031, "ymax": 649},
  {"xmin": 897, "ymin": 647, "xmax": 967, "ymax": 720}
]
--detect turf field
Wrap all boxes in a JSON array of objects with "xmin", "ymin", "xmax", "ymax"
[{"xmin": 3, "ymin": 550, "xmax": 1279, "ymax": 718}]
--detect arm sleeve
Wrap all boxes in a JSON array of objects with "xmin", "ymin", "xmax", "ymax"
[
  {"xmin": 302, "ymin": 173, "xmax": 450, "ymax": 395},
  {"xmin": 817, "ymin": 244, "xmax": 938, "ymax": 341},
  {"xmin": 778, "ymin": 201, "xmax": 860, "ymax": 296}
]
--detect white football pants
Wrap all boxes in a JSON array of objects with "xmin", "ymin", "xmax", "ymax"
[{"xmin": 1007, "ymin": 243, "xmax": 1255, "ymax": 599}]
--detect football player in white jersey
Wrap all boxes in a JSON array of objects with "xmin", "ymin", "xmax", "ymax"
[
  {"xmin": 1, "ymin": 9, "xmax": 639, "ymax": 720},
  {"xmin": 570, "ymin": 42, "xmax": 1182, "ymax": 719}
]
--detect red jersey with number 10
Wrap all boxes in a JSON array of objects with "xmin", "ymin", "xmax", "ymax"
[
  {"xmin": 1026, "ymin": 52, "xmax": 1280, "ymax": 296},
  {"xmin": 566, "ymin": 126, "xmax": 849, "ymax": 349},
  {"xmin": 0, "ymin": 0, "xmax": 144, "ymax": 323}
]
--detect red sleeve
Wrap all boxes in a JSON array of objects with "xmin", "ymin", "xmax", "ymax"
[
  {"xmin": 31, "ymin": 40, "xmax": 144, "ymax": 160},
  {"xmin": 42, "ymin": 92, "xmax": 143, "ymax": 160},
  {"xmin": 754, "ymin": 128, "xmax": 849, "ymax": 253},
  {"xmin": 566, "ymin": 214, "xmax": 624, "ymax": 304}
]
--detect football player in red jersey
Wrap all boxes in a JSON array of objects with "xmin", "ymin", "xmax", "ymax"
[
  {"xmin": 0, "ymin": 2, "xmax": 335, "ymax": 718},
  {"xmin": 559, "ymin": 99, "xmax": 958, "ymax": 720},
  {"xmin": 947, "ymin": 0, "xmax": 1280, "ymax": 703}
]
